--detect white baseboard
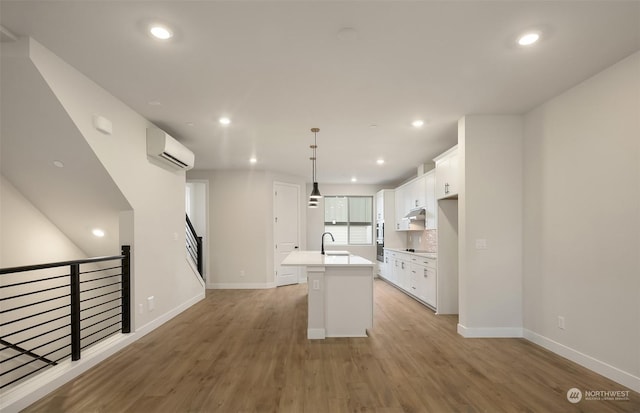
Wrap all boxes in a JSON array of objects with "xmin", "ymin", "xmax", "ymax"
[
  {"xmin": 307, "ymin": 328, "xmax": 326, "ymax": 339},
  {"xmin": 208, "ymin": 282, "xmax": 276, "ymax": 289},
  {"xmin": 524, "ymin": 329, "xmax": 640, "ymax": 393},
  {"xmin": 457, "ymin": 323, "xmax": 524, "ymax": 338},
  {"xmin": 0, "ymin": 291, "xmax": 205, "ymax": 413}
]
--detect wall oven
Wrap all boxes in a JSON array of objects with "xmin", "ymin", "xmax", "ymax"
[
  {"xmin": 376, "ymin": 241, "xmax": 384, "ymax": 262},
  {"xmin": 376, "ymin": 222, "xmax": 384, "ymax": 243},
  {"xmin": 376, "ymin": 222, "xmax": 384, "ymax": 262}
]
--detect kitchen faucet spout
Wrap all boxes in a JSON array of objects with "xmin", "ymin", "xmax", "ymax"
[{"xmin": 321, "ymin": 232, "xmax": 334, "ymax": 255}]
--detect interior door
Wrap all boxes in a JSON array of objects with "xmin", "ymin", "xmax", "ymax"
[{"xmin": 274, "ymin": 182, "xmax": 300, "ymax": 286}]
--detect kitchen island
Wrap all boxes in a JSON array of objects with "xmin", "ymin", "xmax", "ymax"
[{"xmin": 281, "ymin": 251, "xmax": 374, "ymax": 339}]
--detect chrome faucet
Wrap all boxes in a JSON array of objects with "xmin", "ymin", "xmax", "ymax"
[{"xmin": 321, "ymin": 232, "xmax": 334, "ymax": 255}]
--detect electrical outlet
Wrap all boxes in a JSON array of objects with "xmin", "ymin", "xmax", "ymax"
[
  {"xmin": 558, "ymin": 316, "xmax": 565, "ymax": 330},
  {"xmin": 147, "ymin": 296, "xmax": 155, "ymax": 312},
  {"xmin": 313, "ymin": 280, "xmax": 320, "ymax": 290},
  {"xmin": 138, "ymin": 303, "xmax": 144, "ymax": 314}
]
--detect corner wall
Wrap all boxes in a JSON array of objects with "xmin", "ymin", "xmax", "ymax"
[
  {"xmin": 523, "ymin": 52, "xmax": 640, "ymax": 391},
  {"xmin": 458, "ymin": 115, "xmax": 524, "ymax": 337}
]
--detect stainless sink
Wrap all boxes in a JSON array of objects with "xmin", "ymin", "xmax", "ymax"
[{"xmin": 324, "ymin": 250, "xmax": 350, "ymax": 256}]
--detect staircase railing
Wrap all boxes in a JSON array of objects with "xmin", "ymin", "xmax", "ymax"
[
  {"xmin": 186, "ymin": 214, "xmax": 203, "ymax": 279},
  {"xmin": 0, "ymin": 246, "xmax": 131, "ymax": 390}
]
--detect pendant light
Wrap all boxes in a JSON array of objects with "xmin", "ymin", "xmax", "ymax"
[
  {"xmin": 307, "ymin": 129, "xmax": 318, "ymax": 208},
  {"xmin": 309, "ymin": 127, "xmax": 322, "ymax": 200}
]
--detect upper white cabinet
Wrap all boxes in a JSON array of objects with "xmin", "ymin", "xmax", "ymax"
[
  {"xmin": 394, "ymin": 185, "xmax": 410, "ymax": 230},
  {"xmin": 434, "ymin": 145, "xmax": 459, "ymax": 200},
  {"xmin": 424, "ymin": 170, "xmax": 436, "ymax": 229},
  {"xmin": 408, "ymin": 175, "xmax": 426, "ymax": 210},
  {"xmin": 375, "ymin": 191, "xmax": 384, "ymax": 221}
]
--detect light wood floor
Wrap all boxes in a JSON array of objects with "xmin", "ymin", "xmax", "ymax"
[{"xmin": 24, "ymin": 279, "xmax": 639, "ymax": 412}]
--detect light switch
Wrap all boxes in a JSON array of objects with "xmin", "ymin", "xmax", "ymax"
[
  {"xmin": 475, "ymin": 238, "xmax": 488, "ymax": 250},
  {"xmin": 313, "ymin": 280, "xmax": 320, "ymax": 290}
]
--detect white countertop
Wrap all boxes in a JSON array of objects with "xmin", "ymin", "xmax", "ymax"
[
  {"xmin": 384, "ymin": 248, "xmax": 437, "ymax": 259},
  {"xmin": 281, "ymin": 251, "xmax": 374, "ymax": 267}
]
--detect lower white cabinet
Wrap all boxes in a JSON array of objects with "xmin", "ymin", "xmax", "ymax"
[
  {"xmin": 395, "ymin": 257, "xmax": 410, "ymax": 291},
  {"xmin": 383, "ymin": 249, "xmax": 437, "ymax": 310}
]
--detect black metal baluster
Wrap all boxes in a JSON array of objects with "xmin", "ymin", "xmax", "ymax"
[
  {"xmin": 70, "ymin": 263, "xmax": 81, "ymax": 361},
  {"xmin": 121, "ymin": 245, "xmax": 131, "ymax": 334}
]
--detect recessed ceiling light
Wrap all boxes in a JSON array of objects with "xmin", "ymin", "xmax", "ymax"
[
  {"xmin": 148, "ymin": 100, "xmax": 161, "ymax": 106},
  {"xmin": 186, "ymin": 122, "xmax": 195, "ymax": 127},
  {"xmin": 376, "ymin": 159, "xmax": 385, "ymax": 165},
  {"xmin": 351, "ymin": 177, "xmax": 357, "ymax": 182},
  {"xmin": 249, "ymin": 157, "xmax": 257, "ymax": 164},
  {"xmin": 150, "ymin": 25, "xmax": 173, "ymax": 40},
  {"xmin": 219, "ymin": 117, "xmax": 231, "ymax": 125},
  {"xmin": 92, "ymin": 228, "xmax": 105, "ymax": 237},
  {"xmin": 53, "ymin": 160, "xmax": 64, "ymax": 168},
  {"xmin": 412, "ymin": 120, "xmax": 424, "ymax": 128},
  {"xmin": 518, "ymin": 32, "xmax": 540, "ymax": 46}
]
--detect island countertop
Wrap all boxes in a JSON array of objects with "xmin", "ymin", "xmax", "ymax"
[{"xmin": 281, "ymin": 251, "xmax": 374, "ymax": 267}]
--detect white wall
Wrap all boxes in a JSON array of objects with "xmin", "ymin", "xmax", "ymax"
[
  {"xmin": 187, "ymin": 169, "xmax": 307, "ymax": 288},
  {"xmin": 0, "ymin": 176, "xmax": 90, "ymax": 267},
  {"xmin": 26, "ymin": 38, "xmax": 204, "ymax": 330},
  {"xmin": 458, "ymin": 115, "xmax": 524, "ymax": 336},
  {"xmin": 523, "ymin": 51, "xmax": 640, "ymax": 390}
]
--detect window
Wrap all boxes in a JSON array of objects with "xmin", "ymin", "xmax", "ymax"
[{"xmin": 324, "ymin": 196, "xmax": 373, "ymax": 245}]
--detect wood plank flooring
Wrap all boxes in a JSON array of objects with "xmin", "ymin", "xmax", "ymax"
[{"xmin": 24, "ymin": 280, "xmax": 639, "ymax": 412}]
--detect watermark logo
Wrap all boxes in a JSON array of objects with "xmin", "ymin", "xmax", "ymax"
[
  {"xmin": 566, "ymin": 387, "xmax": 631, "ymax": 403},
  {"xmin": 567, "ymin": 388, "xmax": 583, "ymax": 403}
]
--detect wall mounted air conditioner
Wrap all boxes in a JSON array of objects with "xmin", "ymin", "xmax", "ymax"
[{"xmin": 146, "ymin": 127, "xmax": 194, "ymax": 171}]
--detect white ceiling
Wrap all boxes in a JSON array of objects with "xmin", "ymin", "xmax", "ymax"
[{"xmin": 1, "ymin": 1, "xmax": 639, "ymax": 185}]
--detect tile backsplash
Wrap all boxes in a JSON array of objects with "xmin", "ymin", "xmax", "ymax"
[{"xmin": 407, "ymin": 229, "xmax": 437, "ymax": 252}]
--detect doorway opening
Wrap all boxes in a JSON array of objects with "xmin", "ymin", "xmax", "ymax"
[{"xmin": 186, "ymin": 181, "xmax": 208, "ymax": 283}]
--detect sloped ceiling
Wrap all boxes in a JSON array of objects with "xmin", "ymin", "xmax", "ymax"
[{"xmin": 1, "ymin": 39, "xmax": 131, "ymax": 258}]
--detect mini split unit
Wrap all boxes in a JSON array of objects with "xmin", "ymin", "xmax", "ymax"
[{"xmin": 146, "ymin": 127, "xmax": 195, "ymax": 171}]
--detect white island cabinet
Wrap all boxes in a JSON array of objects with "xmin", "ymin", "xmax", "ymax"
[{"xmin": 281, "ymin": 251, "xmax": 374, "ymax": 339}]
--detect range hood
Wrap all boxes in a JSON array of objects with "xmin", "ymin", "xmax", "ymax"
[{"xmin": 404, "ymin": 207, "xmax": 426, "ymax": 220}]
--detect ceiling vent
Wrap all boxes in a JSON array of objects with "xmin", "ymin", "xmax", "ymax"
[{"xmin": 146, "ymin": 127, "xmax": 194, "ymax": 171}]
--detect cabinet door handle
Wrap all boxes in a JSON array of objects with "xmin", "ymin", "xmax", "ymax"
[{"xmin": 401, "ymin": 262, "xmax": 405, "ymax": 269}]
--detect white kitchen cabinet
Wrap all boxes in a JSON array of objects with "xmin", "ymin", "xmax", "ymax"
[
  {"xmin": 408, "ymin": 175, "xmax": 426, "ymax": 210},
  {"xmin": 383, "ymin": 249, "xmax": 438, "ymax": 310},
  {"xmin": 434, "ymin": 145, "xmax": 459, "ymax": 200},
  {"xmin": 394, "ymin": 185, "xmax": 410, "ymax": 231},
  {"xmin": 409, "ymin": 255, "xmax": 437, "ymax": 308},
  {"xmin": 424, "ymin": 170, "xmax": 436, "ymax": 229},
  {"xmin": 381, "ymin": 250, "xmax": 391, "ymax": 280},
  {"xmin": 389, "ymin": 252, "xmax": 399, "ymax": 284},
  {"xmin": 409, "ymin": 262, "xmax": 421, "ymax": 297},
  {"xmin": 422, "ymin": 266, "xmax": 437, "ymax": 307},
  {"xmin": 375, "ymin": 191, "xmax": 384, "ymax": 221},
  {"xmin": 396, "ymin": 256, "xmax": 410, "ymax": 292}
]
